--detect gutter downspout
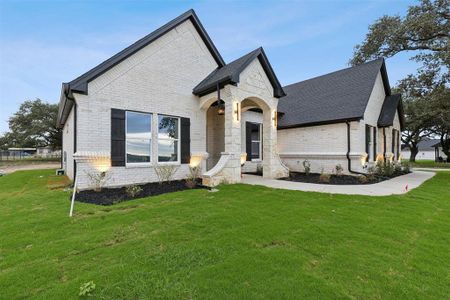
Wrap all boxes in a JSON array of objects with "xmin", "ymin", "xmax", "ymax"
[{"xmin": 346, "ymin": 121, "xmax": 365, "ymax": 175}]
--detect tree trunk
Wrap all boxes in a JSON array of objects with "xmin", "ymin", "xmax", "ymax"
[{"xmin": 409, "ymin": 147, "xmax": 419, "ymax": 162}]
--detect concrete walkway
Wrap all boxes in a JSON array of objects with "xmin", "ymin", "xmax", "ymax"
[
  {"xmin": 0, "ymin": 163, "xmax": 60, "ymax": 175},
  {"xmin": 242, "ymin": 171, "xmax": 435, "ymax": 196},
  {"xmin": 413, "ymin": 168, "xmax": 450, "ymax": 172}
]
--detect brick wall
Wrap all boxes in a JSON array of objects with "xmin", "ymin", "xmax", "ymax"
[{"xmin": 72, "ymin": 19, "xmax": 218, "ymax": 190}]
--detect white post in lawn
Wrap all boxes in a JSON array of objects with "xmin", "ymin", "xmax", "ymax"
[{"xmin": 69, "ymin": 176, "xmax": 77, "ymax": 217}]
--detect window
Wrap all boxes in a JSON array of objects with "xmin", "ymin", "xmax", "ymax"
[
  {"xmin": 251, "ymin": 123, "xmax": 262, "ymax": 160},
  {"xmin": 365, "ymin": 125, "xmax": 372, "ymax": 162},
  {"xmin": 158, "ymin": 115, "xmax": 180, "ymax": 163},
  {"xmin": 126, "ymin": 111, "xmax": 152, "ymax": 164}
]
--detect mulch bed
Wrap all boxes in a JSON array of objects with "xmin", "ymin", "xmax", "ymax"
[
  {"xmin": 281, "ymin": 171, "xmax": 409, "ymax": 185},
  {"xmin": 73, "ymin": 179, "xmax": 206, "ymax": 205}
]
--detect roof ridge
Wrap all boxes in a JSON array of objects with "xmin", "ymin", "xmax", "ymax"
[{"xmin": 283, "ymin": 58, "xmax": 384, "ymax": 89}]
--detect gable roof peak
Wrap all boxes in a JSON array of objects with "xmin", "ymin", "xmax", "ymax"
[
  {"xmin": 193, "ymin": 46, "xmax": 286, "ymax": 98},
  {"xmin": 57, "ymin": 9, "xmax": 225, "ymax": 127}
]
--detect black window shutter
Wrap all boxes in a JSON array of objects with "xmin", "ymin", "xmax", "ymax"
[
  {"xmin": 373, "ymin": 127, "xmax": 377, "ymax": 161},
  {"xmin": 180, "ymin": 117, "xmax": 190, "ymax": 164},
  {"xmin": 365, "ymin": 125, "xmax": 370, "ymax": 162},
  {"xmin": 111, "ymin": 109, "xmax": 125, "ymax": 166},
  {"xmin": 246, "ymin": 122, "xmax": 252, "ymax": 161}
]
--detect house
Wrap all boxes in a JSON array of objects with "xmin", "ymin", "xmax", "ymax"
[
  {"xmin": 57, "ymin": 9, "xmax": 404, "ymax": 190},
  {"xmin": 402, "ymin": 139, "xmax": 448, "ymax": 162}
]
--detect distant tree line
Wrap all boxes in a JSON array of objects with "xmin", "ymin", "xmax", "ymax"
[
  {"xmin": 351, "ymin": 0, "xmax": 449, "ymax": 162},
  {"xmin": 0, "ymin": 99, "xmax": 62, "ymax": 150}
]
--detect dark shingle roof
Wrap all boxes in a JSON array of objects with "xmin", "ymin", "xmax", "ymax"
[
  {"xmin": 193, "ymin": 47, "xmax": 285, "ymax": 98},
  {"xmin": 278, "ymin": 58, "xmax": 390, "ymax": 129},
  {"xmin": 57, "ymin": 9, "xmax": 225, "ymax": 127},
  {"xmin": 378, "ymin": 93, "xmax": 405, "ymax": 129}
]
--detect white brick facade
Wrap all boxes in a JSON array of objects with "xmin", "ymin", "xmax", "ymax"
[
  {"xmin": 277, "ymin": 70, "xmax": 401, "ymax": 174},
  {"xmin": 60, "ymin": 14, "xmax": 401, "ymax": 189},
  {"xmin": 70, "ymin": 20, "xmax": 218, "ymax": 190},
  {"xmin": 62, "ymin": 107, "xmax": 75, "ymax": 179}
]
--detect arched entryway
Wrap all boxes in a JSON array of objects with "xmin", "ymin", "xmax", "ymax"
[{"xmin": 199, "ymin": 86, "xmax": 288, "ymax": 186}]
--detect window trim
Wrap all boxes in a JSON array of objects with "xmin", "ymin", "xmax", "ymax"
[
  {"xmin": 157, "ymin": 114, "xmax": 181, "ymax": 164},
  {"xmin": 125, "ymin": 111, "xmax": 152, "ymax": 166}
]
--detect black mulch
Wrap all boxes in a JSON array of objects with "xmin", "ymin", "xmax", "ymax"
[
  {"xmin": 73, "ymin": 179, "xmax": 206, "ymax": 206},
  {"xmin": 281, "ymin": 171, "xmax": 409, "ymax": 185}
]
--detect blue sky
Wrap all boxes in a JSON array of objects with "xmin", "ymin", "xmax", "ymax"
[{"xmin": 0, "ymin": 0, "xmax": 418, "ymax": 134}]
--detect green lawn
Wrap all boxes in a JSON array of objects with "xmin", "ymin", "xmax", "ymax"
[
  {"xmin": 410, "ymin": 159, "xmax": 450, "ymax": 169},
  {"xmin": 1, "ymin": 170, "xmax": 449, "ymax": 299}
]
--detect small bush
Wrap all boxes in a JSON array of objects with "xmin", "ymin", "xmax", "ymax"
[
  {"xmin": 335, "ymin": 164, "xmax": 343, "ymax": 176},
  {"xmin": 256, "ymin": 164, "xmax": 263, "ymax": 175},
  {"xmin": 319, "ymin": 173, "xmax": 331, "ymax": 183},
  {"xmin": 85, "ymin": 171, "xmax": 110, "ymax": 192},
  {"xmin": 79, "ymin": 281, "xmax": 96, "ymax": 297},
  {"xmin": 302, "ymin": 160, "xmax": 311, "ymax": 175},
  {"xmin": 186, "ymin": 166, "xmax": 201, "ymax": 189},
  {"xmin": 376, "ymin": 161, "xmax": 394, "ymax": 177},
  {"xmin": 358, "ymin": 175, "xmax": 369, "ymax": 184},
  {"xmin": 401, "ymin": 161, "xmax": 411, "ymax": 173},
  {"xmin": 125, "ymin": 185, "xmax": 142, "ymax": 198},
  {"xmin": 393, "ymin": 163, "xmax": 403, "ymax": 175},
  {"xmin": 154, "ymin": 165, "xmax": 179, "ymax": 184}
]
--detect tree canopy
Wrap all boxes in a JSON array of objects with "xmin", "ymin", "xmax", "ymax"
[
  {"xmin": 351, "ymin": 0, "xmax": 449, "ymax": 79},
  {"xmin": 351, "ymin": 0, "xmax": 450, "ymax": 161},
  {"xmin": 0, "ymin": 99, "xmax": 61, "ymax": 150}
]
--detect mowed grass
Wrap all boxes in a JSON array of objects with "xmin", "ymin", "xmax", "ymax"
[
  {"xmin": 411, "ymin": 159, "xmax": 450, "ymax": 169},
  {"xmin": 0, "ymin": 170, "xmax": 449, "ymax": 299}
]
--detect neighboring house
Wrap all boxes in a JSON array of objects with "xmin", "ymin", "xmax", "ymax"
[
  {"xmin": 57, "ymin": 9, "xmax": 404, "ymax": 190},
  {"xmin": 402, "ymin": 139, "xmax": 448, "ymax": 161}
]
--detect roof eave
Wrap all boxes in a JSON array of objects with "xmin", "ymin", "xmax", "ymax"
[{"xmin": 277, "ymin": 116, "xmax": 362, "ymax": 130}]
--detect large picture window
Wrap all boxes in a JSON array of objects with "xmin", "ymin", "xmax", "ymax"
[
  {"xmin": 126, "ymin": 111, "xmax": 152, "ymax": 164},
  {"xmin": 158, "ymin": 115, "xmax": 180, "ymax": 162}
]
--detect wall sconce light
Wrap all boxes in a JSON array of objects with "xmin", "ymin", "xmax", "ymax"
[
  {"xmin": 234, "ymin": 102, "xmax": 240, "ymax": 121},
  {"xmin": 272, "ymin": 110, "xmax": 277, "ymax": 127}
]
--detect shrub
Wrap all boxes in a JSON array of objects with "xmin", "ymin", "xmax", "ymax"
[
  {"xmin": 302, "ymin": 160, "xmax": 311, "ymax": 175},
  {"xmin": 256, "ymin": 164, "xmax": 263, "ymax": 175},
  {"xmin": 319, "ymin": 173, "xmax": 331, "ymax": 183},
  {"xmin": 335, "ymin": 164, "xmax": 343, "ymax": 176},
  {"xmin": 366, "ymin": 166, "xmax": 376, "ymax": 181},
  {"xmin": 154, "ymin": 165, "xmax": 179, "ymax": 184},
  {"xmin": 393, "ymin": 163, "xmax": 403, "ymax": 175},
  {"xmin": 79, "ymin": 281, "xmax": 96, "ymax": 297},
  {"xmin": 125, "ymin": 185, "xmax": 143, "ymax": 198},
  {"xmin": 85, "ymin": 171, "xmax": 110, "ymax": 192},
  {"xmin": 401, "ymin": 161, "xmax": 411, "ymax": 173},
  {"xmin": 186, "ymin": 166, "xmax": 201, "ymax": 189},
  {"xmin": 358, "ymin": 175, "xmax": 369, "ymax": 184},
  {"xmin": 375, "ymin": 161, "xmax": 394, "ymax": 177}
]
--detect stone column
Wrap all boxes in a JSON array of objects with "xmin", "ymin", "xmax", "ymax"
[
  {"xmin": 262, "ymin": 108, "xmax": 289, "ymax": 178},
  {"xmin": 221, "ymin": 87, "xmax": 242, "ymax": 183}
]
